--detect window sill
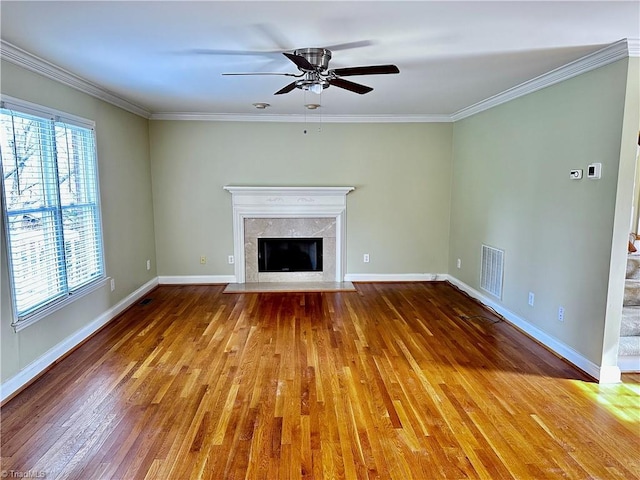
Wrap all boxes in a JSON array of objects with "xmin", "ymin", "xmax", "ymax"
[{"xmin": 12, "ymin": 277, "xmax": 110, "ymax": 333}]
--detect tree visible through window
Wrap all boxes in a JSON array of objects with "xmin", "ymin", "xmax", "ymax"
[{"xmin": 0, "ymin": 103, "xmax": 104, "ymax": 326}]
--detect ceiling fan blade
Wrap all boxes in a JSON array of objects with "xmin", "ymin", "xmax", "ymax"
[
  {"xmin": 330, "ymin": 64, "xmax": 400, "ymax": 77},
  {"xmin": 274, "ymin": 81, "xmax": 298, "ymax": 95},
  {"xmin": 222, "ymin": 72, "xmax": 302, "ymax": 77},
  {"xmin": 283, "ymin": 52, "xmax": 315, "ymax": 71},
  {"xmin": 253, "ymin": 23, "xmax": 292, "ymax": 51},
  {"xmin": 323, "ymin": 40, "xmax": 374, "ymax": 51},
  {"xmin": 328, "ymin": 78, "xmax": 373, "ymax": 95},
  {"xmin": 186, "ymin": 48, "xmax": 281, "ymax": 57}
]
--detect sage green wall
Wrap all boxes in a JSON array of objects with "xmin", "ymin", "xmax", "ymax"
[
  {"xmin": 449, "ymin": 58, "xmax": 633, "ymax": 366},
  {"xmin": 149, "ymin": 121, "xmax": 453, "ymax": 277},
  {"xmin": 0, "ymin": 61, "xmax": 157, "ymax": 383}
]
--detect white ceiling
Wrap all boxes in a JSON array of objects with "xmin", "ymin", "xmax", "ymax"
[{"xmin": 1, "ymin": 1, "xmax": 638, "ymax": 119}]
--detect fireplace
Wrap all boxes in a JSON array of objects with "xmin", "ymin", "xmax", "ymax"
[{"xmin": 223, "ymin": 186, "xmax": 354, "ymax": 284}]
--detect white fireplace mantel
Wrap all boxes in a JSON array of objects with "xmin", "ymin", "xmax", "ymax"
[{"xmin": 223, "ymin": 186, "xmax": 355, "ymax": 283}]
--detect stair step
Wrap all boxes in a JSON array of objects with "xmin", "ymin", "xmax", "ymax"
[
  {"xmin": 619, "ymin": 336, "xmax": 640, "ymax": 356},
  {"xmin": 624, "ymin": 280, "xmax": 640, "ymax": 306},
  {"xmin": 627, "ymin": 254, "xmax": 640, "ymax": 280},
  {"xmin": 621, "ymin": 306, "xmax": 640, "ymax": 336}
]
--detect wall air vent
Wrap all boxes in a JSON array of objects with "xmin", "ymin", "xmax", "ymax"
[{"xmin": 480, "ymin": 245, "xmax": 504, "ymax": 299}]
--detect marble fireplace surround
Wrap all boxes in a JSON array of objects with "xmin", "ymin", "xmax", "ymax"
[{"xmin": 223, "ymin": 186, "xmax": 355, "ymax": 284}]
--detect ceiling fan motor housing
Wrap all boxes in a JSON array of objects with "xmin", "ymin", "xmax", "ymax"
[{"xmin": 294, "ymin": 48, "xmax": 332, "ymax": 71}]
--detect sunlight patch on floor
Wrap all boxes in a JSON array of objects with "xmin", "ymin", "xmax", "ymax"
[{"xmin": 572, "ymin": 381, "xmax": 640, "ymax": 423}]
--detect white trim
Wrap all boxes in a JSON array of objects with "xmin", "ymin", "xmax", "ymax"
[
  {"xmin": 1, "ymin": 94, "xmax": 96, "ymax": 128},
  {"xmin": 149, "ymin": 112, "xmax": 452, "ymax": 123},
  {"xmin": 0, "ymin": 40, "xmax": 151, "ymax": 119},
  {"xmin": 628, "ymin": 39, "xmax": 640, "ymax": 57},
  {"xmin": 223, "ymin": 186, "xmax": 355, "ymax": 196},
  {"xmin": 599, "ymin": 365, "xmax": 623, "ymax": 383},
  {"xmin": 443, "ymin": 275, "xmax": 620, "ymax": 383},
  {"xmin": 158, "ymin": 275, "xmax": 235, "ymax": 285},
  {"xmin": 345, "ymin": 273, "xmax": 445, "ymax": 282},
  {"xmin": 0, "ymin": 277, "xmax": 159, "ymax": 403},
  {"xmin": 452, "ymin": 39, "xmax": 633, "ymax": 122},
  {"xmin": 618, "ymin": 355, "xmax": 640, "ymax": 373}
]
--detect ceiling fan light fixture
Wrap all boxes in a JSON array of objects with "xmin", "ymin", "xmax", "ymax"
[
  {"xmin": 308, "ymin": 83, "xmax": 323, "ymax": 95},
  {"xmin": 252, "ymin": 102, "xmax": 270, "ymax": 109},
  {"xmin": 305, "ymin": 103, "xmax": 321, "ymax": 110}
]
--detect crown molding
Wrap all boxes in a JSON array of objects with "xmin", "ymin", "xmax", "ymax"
[
  {"xmin": 0, "ymin": 40, "xmax": 151, "ymax": 118},
  {"xmin": 2, "ymin": 37, "xmax": 635, "ymax": 124},
  {"xmin": 451, "ymin": 38, "xmax": 635, "ymax": 122},
  {"xmin": 148, "ymin": 112, "xmax": 453, "ymax": 123}
]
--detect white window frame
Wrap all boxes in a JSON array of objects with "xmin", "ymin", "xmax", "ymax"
[{"xmin": 0, "ymin": 96, "xmax": 107, "ymax": 332}]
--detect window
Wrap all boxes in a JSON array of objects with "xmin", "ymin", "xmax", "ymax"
[{"xmin": 0, "ymin": 99, "xmax": 105, "ymax": 330}]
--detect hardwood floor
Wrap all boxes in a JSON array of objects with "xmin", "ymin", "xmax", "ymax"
[{"xmin": 1, "ymin": 282, "xmax": 638, "ymax": 479}]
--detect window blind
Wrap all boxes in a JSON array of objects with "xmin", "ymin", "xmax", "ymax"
[{"xmin": 0, "ymin": 104, "xmax": 105, "ymax": 325}]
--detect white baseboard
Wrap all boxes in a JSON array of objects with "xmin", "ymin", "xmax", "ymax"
[
  {"xmin": 344, "ymin": 273, "xmax": 446, "ymax": 282},
  {"xmin": 618, "ymin": 355, "xmax": 640, "ymax": 373},
  {"xmin": 444, "ymin": 275, "xmax": 619, "ymax": 383},
  {"xmin": 158, "ymin": 275, "xmax": 236, "ymax": 285},
  {"xmin": 1, "ymin": 277, "xmax": 159, "ymax": 403}
]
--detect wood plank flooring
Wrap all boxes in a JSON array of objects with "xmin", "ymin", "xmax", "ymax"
[{"xmin": 1, "ymin": 282, "xmax": 639, "ymax": 479}]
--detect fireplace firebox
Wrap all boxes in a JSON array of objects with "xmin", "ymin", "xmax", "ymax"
[{"xmin": 258, "ymin": 238, "xmax": 323, "ymax": 273}]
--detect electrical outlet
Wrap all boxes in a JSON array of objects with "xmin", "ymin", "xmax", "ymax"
[
  {"xmin": 558, "ymin": 306, "xmax": 565, "ymax": 322},
  {"xmin": 228, "ymin": 255, "xmax": 234, "ymax": 264},
  {"xmin": 456, "ymin": 258, "xmax": 462, "ymax": 269},
  {"xmin": 110, "ymin": 278, "xmax": 115, "ymax": 291},
  {"xmin": 363, "ymin": 253, "xmax": 370, "ymax": 263},
  {"xmin": 200, "ymin": 255, "xmax": 207, "ymax": 265},
  {"xmin": 146, "ymin": 259, "xmax": 151, "ymax": 271},
  {"xmin": 528, "ymin": 292, "xmax": 535, "ymax": 306}
]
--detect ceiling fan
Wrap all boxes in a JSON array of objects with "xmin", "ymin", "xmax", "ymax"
[{"xmin": 223, "ymin": 47, "xmax": 400, "ymax": 95}]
